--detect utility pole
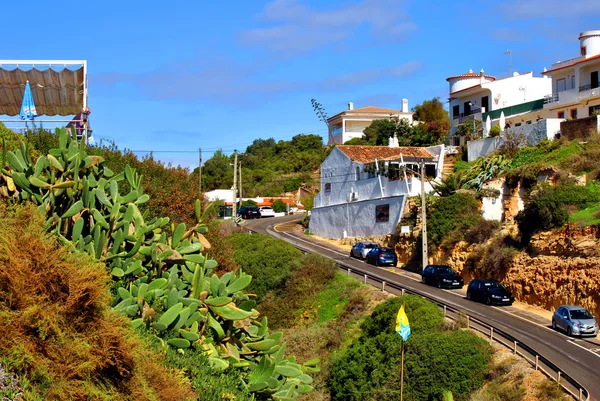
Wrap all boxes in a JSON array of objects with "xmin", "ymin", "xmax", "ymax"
[
  {"xmin": 504, "ymin": 49, "xmax": 513, "ymax": 77},
  {"xmin": 420, "ymin": 160, "xmax": 428, "ymax": 272},
  {"xmin": 233, "ymin": 151, "xmax": 238, "ymax": 219},
  {"xmin": 239, "ymin": 161, "xmax": 242, "ymax": 209},
  {"xmin": 198, "ymin": 147, "xmax": 202, "ymax": 199}
]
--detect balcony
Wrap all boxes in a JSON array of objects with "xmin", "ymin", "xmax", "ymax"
[
  {"xmin": 543, "ymin": 89, "xmax": 579, "ymax": 106},
  {"xmin": 453, "ymin": 108, "xmax": 482, "ymax": 124},
  {"xmin": 544, "ymin": 87, "xmax": 600, "ymax": 107}
]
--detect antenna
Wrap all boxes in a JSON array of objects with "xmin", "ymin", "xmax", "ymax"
[{"xmin": 504, "ymin": 49, "xmax": 513, "ymax": 77}]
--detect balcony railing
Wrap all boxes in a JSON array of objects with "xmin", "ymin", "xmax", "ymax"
[
  {"xmin": 453, "ymin": 107, "xmax": 482, "ymax": 123},
  {"xmin": 545, "ymin": 87, "xmax": 600, "ymax": 105}
]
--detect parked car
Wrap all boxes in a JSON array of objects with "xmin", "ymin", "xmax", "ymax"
[
  {"xmin": 552, "ymin": 305, "xmax": 599, "ymax": 337},
  {"xmin": 237, "ymin": 206, "xmax": 261, "ymax": 219},
  {"xmin": 421, "ymin": 265, "xmax": 464, "ymax": 289},
  {"xmin": 365, "ymin": 247, "xmax": 397, "ymax": 267},
  {"xmin": 258, "ymin": 206, "xmax": 276, "ymax": 218},
  {"xmin": 350, "ymin": 242, "xmax": 378, "ymax": 260},
  {"xmin": 466, "ymin": 279, "xmax": 514, "ymax": 305}
]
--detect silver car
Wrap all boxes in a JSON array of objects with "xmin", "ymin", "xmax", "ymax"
[
  {"xmin": 552, "ymin": 305, "xmax": 598, "ymax": 337},
  {"xmin": 350, "ymin": 242, "xmax": 378, "ymax": 260}
]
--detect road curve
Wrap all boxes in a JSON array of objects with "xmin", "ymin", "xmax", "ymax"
[{"xmin": 244, "ymin": 215, "xmax": 600, "ymax": 401}]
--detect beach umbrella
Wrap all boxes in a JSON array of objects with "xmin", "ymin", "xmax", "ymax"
[
  {"xmin": 499, "ymin": 111, "xmax": 506, "ymax": 132},
  {"xmin": 19, "ymin": 81, "xmax": 37, "ymax": 120},
  {"xmin": 484, "ymin": 115, "xmax": 491, "ymax": 137}
]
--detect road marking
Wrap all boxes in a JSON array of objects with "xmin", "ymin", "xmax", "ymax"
[{"xmin": 567, "ymin": 340, "xmax": 600, "ymax": 359}]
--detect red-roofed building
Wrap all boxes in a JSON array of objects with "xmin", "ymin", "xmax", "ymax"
[
  {"xmin": 447, "ymin": 68, "xmax": 551, "ymax": 146},
  {"xmin": 310, "ymin": 142, "xmax": 445, "ymax": 239}
]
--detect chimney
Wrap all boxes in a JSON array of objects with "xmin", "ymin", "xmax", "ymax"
[
  {"xmin": 348, "ymin": 102, "xmax": 354, "ymax": 110},
  {"xmin": 480, "ymin": 68, "xmax": 485, "ymax": 84},
  {"xmin": 402, "ymin": 98, "xmax": 408, "ymax": 113},
  {"xmin": 388, "ymin": 133, "xmax": 399, "ymax": 148}
]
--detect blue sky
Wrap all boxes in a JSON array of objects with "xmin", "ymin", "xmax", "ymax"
[{"xmin": 1, "ymin": 0, "xmax": 599, "ymax": 169}]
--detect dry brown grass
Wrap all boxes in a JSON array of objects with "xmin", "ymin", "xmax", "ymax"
[{"xmin": 0, "ymin": 204, "xmax": 195, "ymax": 401}]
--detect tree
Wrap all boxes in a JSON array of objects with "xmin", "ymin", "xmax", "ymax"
[
  {"xmin": 202, "ymin": 149, "xmax": 233, "ymax": 191},
  {"xmin": 412, "ymin": 97, "xmax": 449, "ymax": 125},
  {"xmin": 271, "ymin": 199, "xmax": 287, "ymax": 213},
  {"xmin": 363, "ymin": 119, "xmax": 398, "ymax": 145},
  {"xmin": 343, "ymin": 137, "xmax": 368, "ymax": 145},
  {"xmin": 241, "ymin": 199, "xmax": 258, "ymax": 207}
]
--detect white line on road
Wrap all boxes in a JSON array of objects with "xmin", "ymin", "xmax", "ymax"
[{"xmin": 567, "ymin": 340, "xmax": 600, "ymax": 359}]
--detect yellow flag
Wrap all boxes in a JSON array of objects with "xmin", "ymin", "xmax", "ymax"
[{"xmin": 395, "ymin": 305, "xmax": 411, "ymax": 341}]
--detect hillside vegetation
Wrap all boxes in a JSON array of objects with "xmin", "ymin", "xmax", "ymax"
[{"xmin": 0, "ymin": 128, "xmax": 319, "ymax": 400}]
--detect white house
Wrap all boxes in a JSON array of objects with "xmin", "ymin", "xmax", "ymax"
[
  {"xmin": 542, "ymin": 30, "xmax": 600, "ymax": 119},
  {"xmin": 327, "ymin": 100, "xmax": 414, "ymax": 145},
  {"xmin": 447, "ymin": 69, "xmax": 551, "ymax": 145},
  {"xmin": 309, "ymin": 142, "xmax": 444, "ymax": 239}
]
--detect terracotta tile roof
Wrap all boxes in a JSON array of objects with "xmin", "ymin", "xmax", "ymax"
[
  {"xmin": 446, "ymin": 73, "xmax": 496, "ymax": 81},
  {"xmin": 336, "ymin": 145, "xmax": 435, "ymax": 163}
]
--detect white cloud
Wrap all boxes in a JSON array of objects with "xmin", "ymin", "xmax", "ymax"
[{"xmin": 240, "ymin": 0, "xmax": 416, "ymax": 53}]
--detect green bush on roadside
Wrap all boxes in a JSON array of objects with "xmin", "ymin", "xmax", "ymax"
[
  {"xmin": 228, "ymin": 233, "xmax": 302, "ymax": 300},
  {"xmin": 328, "ymin": 296, "xmax": 490, "ymax": 401}
]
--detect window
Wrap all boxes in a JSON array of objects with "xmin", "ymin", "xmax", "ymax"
[
  {"xmin": 581, "ymin": 46, "xmax": 587, "ymax": 56},
  {"xmin": 558, "ymin": 111, "xmax": 565, "ymax": 119},
  {"xmin": 570, "ymin": 109, "xmax": 578, "ymax": 119},
  {"xmin": 355, "ymin": 166, "xmax": 360, "ymax": 181},
  {"xmin": 589, "ymin": 105, "xmax": 600, "ymax": 116},
  {"xmin": 375, "ymin": 204, "xmax": 389, "ymax": 223},
  {"xmin": 592, "ymin": 71, "xmax": 599, "ymax": 89},
  {"xmin": 571, "ymin": 75, "xmax": 575, "ymax": 90},
  {"xmin": 481, "ymin": 96, "xmax": 489, "ymax": 112},
  {"xmin": 452, "ymin": 105, "xmax": 459, "ymax": 119},
  {"xmin": 526, "ymin": 120, "xmax": 532, "ymax": 125},
  {"xmin": 325, "ymin": 183, "xmax": 331, "ymax": 192},
  {"xmin": 556, "ymin": 78, "xmax": 566, "ymax": 93},
  {"xmin": 515, "ymin": 123, "xmax": 522, "ymax": 127},
  {"xmin": 464, "ymin": 101, "xmax": 471, "ymax": 116}
]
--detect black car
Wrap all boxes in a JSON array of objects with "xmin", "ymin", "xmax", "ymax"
[
  {"xmin": 467, "ymin": 279, "xmax": 514, "ymax": 305},
  {"xmin": 421, "ymin": 265, "xmax": 464, "ymax": 289},
  {"xmin": 365, "ymin": 247, "xmax": 398, "ymax": 267},
  {"xmin": 237, "ymin": 206, "xmax": 260, "ymax": 219}
]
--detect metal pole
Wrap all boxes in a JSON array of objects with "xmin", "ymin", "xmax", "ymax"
[
  {"xmin": 364, "ymin": 274, "xmax": 367, "ymax": 284},
  {"xmin": 198, "ymin": 147, "xmax": 202, "ymax": 199},
  {"xmin": 535, "ymin": 355, "xmax": 538, "ymax": 370},
  {"xmin": 233, "ymin": 152, "xmax": 238, "ymax": 219},
  {"xmin": 239, "ymin": 162, "xmax": 242, "ymax": 208},
  {"xmin": 420, "ymin": 160, "xmax": 428, "ymax": 271},
  {"xmin": 490, "ymin": 327, "xmax": 494, "ymax": 341},
  {"xmin": 382, "ymin": 281, "xmax": 386, "ymax": 293},
  {"xmin": 513, "ymin": 341, "xmax": 517, "ymax": 354}
]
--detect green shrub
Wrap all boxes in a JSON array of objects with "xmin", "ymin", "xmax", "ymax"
[
  {"xmin": 241, "ymin": 199, "xmax": 258, "ymax": 207},
  {"xmin": 271, "ymin": 199, "xmax": 287, "ymax": 213},
  {"xmin": 428, "ymin": 193, "xmax": 482, "ymax": 245},
  {"xmin": 464, "ymin": 220, "xmax": 500, "ymax": 244},
  {"xmin": 259, "ymin": 254, "xmax": 337, "ymax": 328},
  {"xmin": 228, "ymin": 233, "xmax": 302, "ymax": 299},
  {"xmin": 489, "ymin": 125, "xmax": 501, "ymax": 137},
  {"xmin": 360, "ymin": 296, "xmax": 444, "ymax": 337},
  {"xmin": 328, "ymin": 296, "xmax": 490, "ymax": 401},
  {"xmin": 515, "ymin": 184, "xmax": 600, "ymax": 242}
]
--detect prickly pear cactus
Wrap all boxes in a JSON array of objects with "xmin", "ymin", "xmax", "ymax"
[{"xmin": 0, "ymin": 128, "xmax": 318, "ymax": 400}]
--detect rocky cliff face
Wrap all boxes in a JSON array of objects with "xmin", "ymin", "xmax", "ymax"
[{"xmin": 432, "ymin": 226, "xmax": 600, "ymax": 322}]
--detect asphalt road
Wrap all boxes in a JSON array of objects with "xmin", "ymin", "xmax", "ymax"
[{"xmin": 244, "ymin": 215, "xmax": 600, "ymax": 401}]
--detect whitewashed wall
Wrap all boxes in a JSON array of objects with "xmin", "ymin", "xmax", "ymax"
[{"xmin": 309, "ymin": 195, "xmax": 406, "ymax": 239}]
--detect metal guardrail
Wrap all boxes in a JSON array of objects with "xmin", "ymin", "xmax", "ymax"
[
  {"xmin": 338, "ymin": 265, "xmax": 590, "ymax": 401},
  {"xmin": 253, "ymin": 227, "xmax": 591, "ymax": 401}
]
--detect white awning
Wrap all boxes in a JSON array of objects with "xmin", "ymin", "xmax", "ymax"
[{"xmin": 0, "ymin": 60, "xmax": 86, "ymax": 116}]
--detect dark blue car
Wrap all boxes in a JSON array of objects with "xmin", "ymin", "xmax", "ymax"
[{"xmin": 365, "ymin": 247, "xmax": 398, "ymax": 267}]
